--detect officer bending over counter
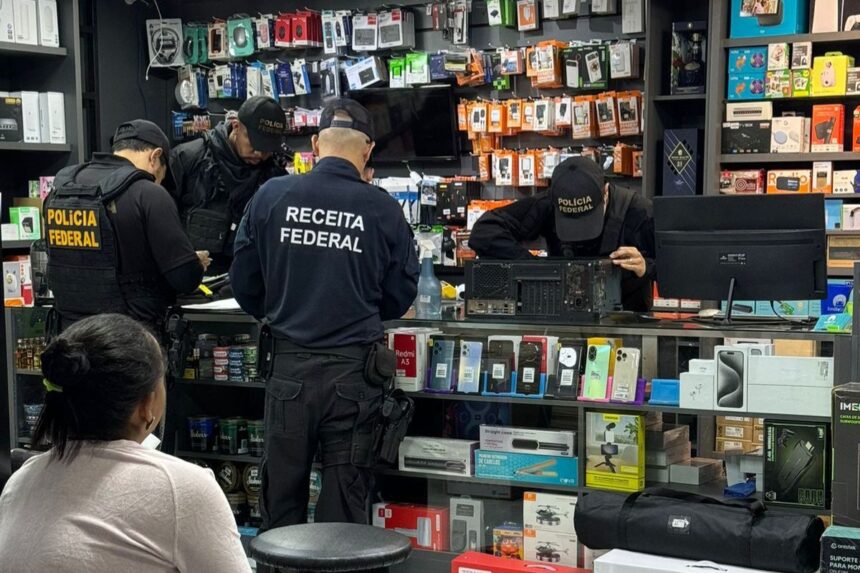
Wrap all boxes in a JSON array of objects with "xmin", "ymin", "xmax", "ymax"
[
  {"xmin": 469, "ymin": 157, "xmax": 656, "ymax": 311},
  {"xmin": 45, "ymin": 120, "xmax": 210, "ymax": 332},
  {"xmin": 230, "ymin": 98, "xmax": 419, "ymax": 529}
]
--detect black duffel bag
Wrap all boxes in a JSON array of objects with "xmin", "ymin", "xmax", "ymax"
[{"xmin": 574, "ymin": 488, "xmax": 824, "ymax": 573}]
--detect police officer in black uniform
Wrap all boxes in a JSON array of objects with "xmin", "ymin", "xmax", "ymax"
[
  {"xmin": 45, "ymin": 120, "xmax": 209, "ymax": 332},
  {"xmin": 170, "ymin": 96, "xmax": 287, "ymax": 273},
  {"xmin": 469, "ymin": 157, "xmax": 655, "ymax": 311},
  {"xmin": 230, "ymin": 99, "xmax": 419, "ymax": 529}
]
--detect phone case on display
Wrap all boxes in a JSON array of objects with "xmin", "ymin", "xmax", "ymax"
[
  {"xmin": 428, "ymin": 339, "xmax": 456, "ymax": 392},
  {"xmin": 550, "ymin": 339, "xmax": 586, "ymax": 399},
  {"xmin": 516, "ymin": 341, "xmax": 543, "ymax": 395},
  {"xmin": 610, "ymin": 348, "xmax": 640, "ymax": 403},
  {"xmin": 458, "ymin": 341, "xmax": 483, "ymax": 394},
  {"xmin": 486, "ymin": 340, "xmax": 514, "ymax": 394},
  {"xmin": 582, "ymin": 345, "xmax": 611, "ymax": 401}
]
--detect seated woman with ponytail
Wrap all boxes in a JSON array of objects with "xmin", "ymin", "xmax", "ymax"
[{"xmin": 0, "ymin": 314, "xmax": 251, "ymax": 573}]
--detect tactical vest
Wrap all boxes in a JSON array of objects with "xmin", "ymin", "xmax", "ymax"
[
  {"xmin": 45, "ymin": 163, "xmax": 160, "ymax": 322},
  {"xmin": 183, "ymin": 132, "xmax": 236, "ymax": 255}
]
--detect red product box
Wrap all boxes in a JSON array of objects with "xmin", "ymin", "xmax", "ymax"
[
  {"xmin": 811, "ymin": 104, "xmax": 845, "ymax": 152},
  {"xmin": 291, "ymin": 12, "xmax": 311, "ymax": 47},
  {"xmin": 274, "ymin": 14, "xmax": 292, "ymax": 47},
  {"xmin": 452, "ymin": 552, "xmax": 589, "ymax": 573},
  {"xmin": 853, "ymin": 106, "xmax": 860, "ymax": 151},
  {"xmin": 521, "ymin": 336, "xmax": 549, "ymax": 374},
  {"xmin": 372, "ymin": 503, "xmax": 449, "ymax": 551}
]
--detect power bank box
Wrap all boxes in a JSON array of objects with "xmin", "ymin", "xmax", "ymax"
[
  {"xmin": 37, "ymin": 0, "xmax": 58, "ymax": 47},
  {"xmin": 475, "ymin": 450, "xmax": 579, "ymax": 487},
  {"xmin": 480, "ymin": 425, "xmax": 576, "ymax": 457},
  {"xmin": 662, "ymin": 129, "xmax": 702, "ymax": 196},
  {"xmin": 372, "ymin": 503, "xmax": 449, "ymax": 551},
  {"xmin": 398, "ymin": 437, "xmax": 477, "ymax": 477},
  {"xmin": 523, "ymin": 491, "xmax": 577, "ymax": 534},
  {"xmin": 450, "ymin": 498, "xmax": 484, "ymax": 553},
  {"xmin": 721, "ymin": 121, "xmax": 771, "ymax": 154},
  {"xmin": 834, "ymin": 383, "xmax": 860, "ymax": 526},
  {"xmin": 585, "ymin": 412, "xmax": 645, "ymax": 493},
  {"xmin": 524, "ymin": 529, "xmax": 578, "ymax": 568},
  {"xmin": 821, "ymin": 526, "xmax": 860, "ymax": 573},
  {"xmin": 764, "ymin": 420, "xmax": 830, "ymax": 509},
  {"xmin": 12, "ymin": 91, "xmax": 39, "ymax": 143},
  {"xmin": 38, "ymin": 91, "xmax": 64, "ymax": 144}
]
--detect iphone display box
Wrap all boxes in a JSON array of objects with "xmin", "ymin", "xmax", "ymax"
[
  {"xmin": 523, "ymin": 491, "xmax": 577, "ymax": 534},
  {"xmin": 834, "ymin": 383, "xmax": 860, "ymax": 526},
  {"xmin": 480, "ymin": 425, "xmax": 575, "ymax": 457},
  {"xmin": 524, "ymin": 529, "xmax": 578, "ymax": 568},
  {"xmin": 475, "ymin": 450, "xmax": 578, "ymax": 487},
  {"xmin": 713, "ymin": 345, "xmax": 751, "ymax": 413},
  {"xmin": 452, "ymin": 552, "xmax": 588, "ymax": 573},
  {"xmin": 372, "ymin": 503, "xmax": 449, "ymax": 551},
  {"xmin": 596, "ymin": 549, "xmax": 776, "ymax": 573},
  {"xmin": 764, "ymin": 420, "xmax": 830, "ymax": 509},
  {"xmin": 398, "ymin": 437, "xmax": 477, "ymax": 477}
]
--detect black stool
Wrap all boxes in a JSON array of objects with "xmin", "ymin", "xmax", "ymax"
[{"xmin": 250, "ymin": 523, "xmax": 412, "ymax": 573}]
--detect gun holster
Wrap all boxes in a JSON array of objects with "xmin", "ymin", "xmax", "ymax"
[
  {"xmin": 372, "ymin": 386, "xmax": 415, "ymax": 467},
  {"xmin": 257, "ymin": 324, "xmax": 275, "ymax": 379},
  {"xmin": 165, "ymin": 309, "xmax": 192, "ymax": 380}
]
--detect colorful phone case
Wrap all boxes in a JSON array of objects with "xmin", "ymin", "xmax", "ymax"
[
  {"xmin": 458, "ymin": 341, "xmax": 483, "ymax": 394},
  {"xmin": 516, "ymin": 341, "xmax": 543, "ymax": 395},
  {"xmin": 611, "ymin": 347, "xmax": 640, "ymax": 403},
  {"xmin": 487, "ymin": 340, "xmax": 514, "ymax": 394},
  {"xmin": 552, "ymin": 339, "xmax": 585, "ymax": 398},
  {"xmin": 582, "ymin": 344, "xmax": 611, "ymax": 400},
  {"xmin": 428, "ymin": 339, "xmax": 456, "ymax": 392}
]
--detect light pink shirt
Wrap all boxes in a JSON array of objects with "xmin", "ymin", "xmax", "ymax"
[{"xmin": 0, "ymin": 440, "xmax": 251, "ymax": 573}]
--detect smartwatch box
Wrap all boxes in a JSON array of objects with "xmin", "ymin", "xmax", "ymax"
[
  {"xmin": 475, "ymin": 450, "xmax": 578, "ymax": 487},
  {"xmin": 398, "ymin": 437, "xmax": 477, "ymax": 477},
  {"xmin": 722, "ymin": 121, "xmax": 771, "ymax": 154},
  {"xmin": 372, "ymin": 503, "xmax": 449, "ymax": 551},
  {"xmin": 523, "ymin": 491, "xmax": 577, "ymax": 534},
  {"xmin": 480, "ymin": 425, "xmax": 575, "ymax": 457},
  {"xmin": 764, "ymin": 420, "xmax": 830, "ymax": 509}
]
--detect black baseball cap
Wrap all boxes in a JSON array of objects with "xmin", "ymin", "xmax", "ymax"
[
  {"xmin": 319, "ymin": 98, "xmax": 375, "ymax": 141},
  {"xmin": 237, "ymin": 96, "xmax": 287, "ymax": 153},
  {"xmin": 550, "ymin": 157, "xmax": 607, "ymax": 243},
  {"xmin": 112, "ymin": 119, "xmax": 170, "ymax": 155}
]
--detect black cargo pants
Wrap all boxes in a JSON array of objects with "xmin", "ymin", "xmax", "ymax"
[{"xmin": 260, "ymin": 341, "xmax": 384, "ymax": 530}]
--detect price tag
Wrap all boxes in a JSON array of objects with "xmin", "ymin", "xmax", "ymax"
[
  {"xmin": 492, "ymin": 363, "xmax": 506, "ymax": 380},
  {"xmin": 560, "ymin": 369, "xmax": 575, "ymax": 387},
  {"xmin": 435, "ymin": 363, "xmax": 448, "ymax": 378},
  {"xmin": 523, "ymin": 368, "xmax": 535, "ymax": 384}
]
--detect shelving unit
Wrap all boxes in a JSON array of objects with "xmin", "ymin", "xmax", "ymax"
[
  {"xmin": 0, "ymin": 142, "xmax": 72, "ymax": 152},
  {"xmin": 721, "ymin": 153, "xmax": 860, "ymax": 164},
  {"xmin": 1, "ymin": 240, "xmax": 33, "ymax": 252},
  {"xmin": 0, "ymin": 42, "xmax": 68, "ymax": 57},
  {"xmin": 379, "ymin": 468, "xmax": 579, "ymax": 494},
  {"xmin": 724, "ymin": 30, "xmax": 860, "ymax": 48}
]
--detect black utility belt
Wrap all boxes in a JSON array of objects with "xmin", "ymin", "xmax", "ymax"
[{"xmin": 272, "ymin": 339, "xmax": 371, "ymax": 361}]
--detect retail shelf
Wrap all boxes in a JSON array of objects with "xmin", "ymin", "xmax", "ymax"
[
  {"xmin": 829, "ymin": 267, "xmax": 855, "ymax": 277},
  {"xmin": 0, "ymin": 41, "xmax": 67, "ymax": 57},
  {"xmin": 175, "ymin": 450, "xmax": 262, "ymax": 464},
  {"xmin": 15, "ymin": 369, "xmax": 41, "ymax": 377},
  {"xmin": 723, "ymin": 31, "xmax": 860, "ymax": 48},
  {"xmin": 653, "ymin": 94, "xmax": 707, "ymax": 102},
  {"xmin": 828, "ymin": 230, "xmax": 860, "ymax": 236},
  {"xmin": 727, "ymin": 93, "xmax": 860, "ymax": 104},
  {"xmin": 405, "ymin": 392, "xmax": 831, "ymax": 422},
  {"xmin": 721, "ymin": 152, "xmax": 860, "ymax": 164},
  {"xmin": 2, "ymin": 240, "xmax": 32, "ymax": 251},
  {"xmin": 0, "ymin": 142, "xmax": 71, "ymax": 152},
  {"xmin": 377, "ymin": 468, "xmax": 579, "ymax": 494},
  {"xmin": 827, "ymin": 195, "xmax": 860, "ymax": 200},
  {"xmin": 175, "ymin": 379, "xmax": 265, "ymax": 389}
]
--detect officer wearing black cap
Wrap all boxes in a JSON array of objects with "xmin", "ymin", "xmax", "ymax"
[
  {"xmin": 470, "ymin": 157, "xmax": 655, "ymax": 310},
  {"xmin": 170, "ymin": 96, "xmax": 287, "ymax": 273},
  {"xmin": 45, "ymin": 120, "xmax": 210, "ymax": 332},
  {"xmin": 230, "ymin": 98, "xmax": 419, "ymax": 529}
]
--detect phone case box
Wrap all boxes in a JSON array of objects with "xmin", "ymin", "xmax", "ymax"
[
  {"xmin": 398, "ymin": 437, "xmax": 477, "ymax": 477},
  {"xmin": 372, "ymin": 503, "xmax": 449, "ymax": 551},
  {"xmin": 764, "ymin": 420, "xmax": 830, "ymax": 509},
  {"xmin": 524, "ymin": 529, "xmax": 578, "ymax": 568},
  {"xmin": 812, "ymin": 52, "xmax": 855, "ymax": 97},
  {"xmin": 522, "ymin": 491, "xmax": 577, "ymax": 534},
  {"xmin": 729, "ymin": 0, "xmax": 809, "ymax": 39},
  {"xmin": 480, "ymin": 425, "xmax": 576, "ymax": 457},
  {"xmin": 475, "ymin": 450, "xmax": 578, "ymax": 487},
  {"xmin": 585, "ymin": 412, "xmax": 645, "ymax": 493}
]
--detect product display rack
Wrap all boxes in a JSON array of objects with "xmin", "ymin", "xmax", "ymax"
[{"xmin": 4, "ymin": 307, "xmax": 49, "ymax": 458}]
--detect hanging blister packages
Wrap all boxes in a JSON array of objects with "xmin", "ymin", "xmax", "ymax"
[
  {"xmin": 405, "ymin": 52, "xmax": 430, "ymax": 85},
  {"xmin": 378, "ymin": 8, "xmax": 415, "ymax": 50},
  {"xmin": 182, "ymin": 24, "xmax": 200, "ymax": 65},
  {"xmin": 262, "ymin": 63, "xmax": 278, "ymax": 99},
  {"xmin": 451, "ymin": 0, "xmax": 469, "ymax": 45},
  {"xmin": 320, "ymin": 57, "xmax": 342, "ymax": 98},
  {"xmin": 208, "ymin": 20, "xmax": 228, "ymax": 61},
  {"xmin": 487, "ymin": 0, "xmax": 517, "ymax": 26},
  {"xmin": 255, "ymin": 14, "xmax": 276, "ymax": 50},
  {"xmin": 352, "ymin": 12, "xmax": 379, "ymax": 52},
  {"xmin": 246, "ymin": 63, "xmax": 263, "ymax": 98},
  {"xmin": 227, "ymin": 15, "xmax": 255, "ymax": 58},
  {"xmin": 292, "ymin": 60, "xmax": 311, "ymax": 96},
  {"xmin": 175, "ymin": 65, "xmax": 202, "ymax": 109},
  {"xmin": 276, "ymin": 62, "xmax": 295, "ymax": 98},
  {"xmin": 321, "ymin": 10, "xmax": 338, "ymax": 54}
]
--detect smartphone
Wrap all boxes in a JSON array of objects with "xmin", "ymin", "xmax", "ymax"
[
  {"xmin": 428, "ymin": 339, "xmax": 457, "ymax": 392},
  {"xmin": 458, "ymin": 341, "xmax": 483, "ymax": 394},
  {"xmin": 517, "ymin": 341, "xmax": 543, "ymax": 396},
  {"xmin": 487, "ymin": 340, "xmax": 514, "ymax": 394},
  {"xmin": 716, "ymin": 349, "xmax": 745, "ymax": 408},
  {"xmin": 550, "ymin": 339, "xmax": 585, "ymax": 399},
  {"xmin": 611, "ymin": 348, "xmax": 641, "ymax": 403},
  {"xmin": 582, "ymin": 345, "xmax": 611, "ymax": 400}
]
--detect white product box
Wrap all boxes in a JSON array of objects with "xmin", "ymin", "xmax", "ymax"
[
  {"xmin": 146, "ymin": 18, "xmax": 184, "ymax": 67},
  {"xmin": 523, "ymin": 491, "xmax": 577, "ymax": 534},
  {"xmin": 747, "ymin": 385, "xmax": 831, "ymax": 417},
  {"xmin": 584, "ymin": 546, "xmax": 611, "ymax": 569},
  {"xmin": 733, "ymin": 343, "xmax": 774, "ymax": 356},
  {"xmin": 844, "ymin": 205, "xmax": 860, "ymax": 230},
  {"xmin": 449, "ymin": 497, "xmax": 483, "ymax": 553},
  {"xmin": 688, "ymin": 359, "xmax": 715, "ymax": 375},
  {"xmin": 345, "ymin": 57, "xmax": 386, "ymax": 90},
  {"xmin": 0, "ymin": 0, "xmax": 15, "ymax": 43},
  {"xmin": 351, "ymin": 13, "xmax": 378, "ymax": 52},
  {"xmin": 713, "ymin": 345, "xmax": 750, "ymax": 413},
  {"xmin": 680, "ymin": 372, "xmax": 714, "ymax": 410},
  {"xmin": 480, "ymin": 425, "xmax": 575, "ymax": 457},
  {"xmin": 524, "ymin": 529, "xmax": 578, "ymax": 568},
  {"xmin": 770, "ymin": 116, "xmax": 809, "ymax": 153},
  {"xmin": 12, "ymin": 91, "xmax": 39, "ymax": 143},
  {"xmin": 38, "ymin": 91, "xmax": 64, "ymax": 144},
  {"xmin": 13, "ymin": 0, "xmax": 37, "ymax": 45},
  {"xmin": 398, "ymin": 437, "xmax": 477, "ymax": 477},
  {"xmin": 833, "ymin": 170, "xmax": 859, "ymax": 194},
  {"xmin": 37, "ymin": 0, "xmax": 57, "ymax": 47},
  {"xmin": 749, "ymin": 355, "xmax": 833, "ymax": 387},
  {"xmin": 595, "ymin": 550, "xmax": 775, "ymax": 573},
  {"xmin": 1, "ymin": 224, "xmax": 19, "ymax": 241}
]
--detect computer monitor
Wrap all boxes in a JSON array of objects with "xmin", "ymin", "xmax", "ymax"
[{"xmin": 654, "ymin": 194, "xmax": 826, "ymax": 320}]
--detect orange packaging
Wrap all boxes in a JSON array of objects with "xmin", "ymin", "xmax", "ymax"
[
  {"xmin": 525, "ymin": 47, "xmax": 538, "ymax": 77},
  {"xmin": 595, "ymin": 91, "xmax": 619, "ymax": 138},
  {"xmin": 811, "ymin": 104, "xmax": 845, "ymax": 152},
  {"xmin": 495, "ymin": 151, "xmax": 519, "ymax": 187},
  {"xmin": 632, "ymin": 150, "xmax": 643, "ymax": 177},
  {"xmin": 853, "ymin": 106, "xmax": 860, "ymax": 151},
  {"xmin": 477, "ymin": 154, "xmax": 491, "ymax": 181},
  {"xmin": 521, "ymin": 100, "xmax": 536, "ymax": 131},
  {"xmin": 766, "ymin": 169, "xmax": 812, "ymax": 194},
  {"xmin": 616, "ymin": 91, "xmax": 642, "ymax": 136},
  {"xmin": 613, "ymin": 143, "xmax": 634, "ymax": 175},
  {"xmin": 555, "ymin": 96, "xmax": 572, "ymax": 128},
  {"xmin": 488, "ymin": 102, "xmax": 507, "ymax": 133},
  {"xmin": 507, "ymin": 99, "xmax": 523, "ymax": 129},
  {"xmin": 457, "ymin": 102, "xmax": 468, "ymax": 132},
  {"xmin": 519, "ymin": 150, "xmax": 537, "ymax": 186}
]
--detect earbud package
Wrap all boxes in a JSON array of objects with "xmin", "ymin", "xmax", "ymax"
[
  {"xmin": 147, "ymin": 18, "xmax": 185, "ymax": 67},
  {"xmin": 227, "ymin": 16, "xmax": 255, "ymax": 58},
  {"xmin": 352, "ymin": 13, "xmax": 379, "ymax": 52}
]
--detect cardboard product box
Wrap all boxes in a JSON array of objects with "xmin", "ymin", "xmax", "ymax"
[
  {"xmin": 722, "ymin": 121, "xmax": 770, "ymax": 154},
  {"xmin": 646, "ymin": 441, "xmax": 691, "ymax": 467},
  {"xmin": 727, "ymin": 73, "xmax": 766, "ymax": 100},
  {"xmin": 595, "ymin": 549, "xmax": 777, "ymax": 572},
  {"xmin": 480, "ymin": 426, "xmax": 576, "ymax": 458},
  {"xmin": 669, "ymin": 457, "xmax": 723, "ymax": 485},
  {"xmin": 774, "ymin": 339, "xmax": 818, "ymax": 356},
  {"xmin": 37, "ymin": 0, "xmax": 58, "ymax": 47},
  {"xmin": 0, "ymin": 95, "xmax": 22, "ymax": 142},
  {"xmin": 679, "ymin": 372, "xmax": 714, "ymax": 410},
  {"xmin": 812, "ymin": 52, "xmax": 855, "ymax": 97},
  {"xmin": 813, "ymin": 161, "xmax": 833, "ymax": 193},
  {"xmin": 10, "ymin": 207, "xmax": 39, "ymax": 240},
  {"xmin": 662, "ymin": 129, "xmax": 702, "ymax": 196},
  {"xmin": 476, "ymin": 450, "xmax": 578, "ymax": 487},
  {"xmin": 728, "ymin": 47, "xmax": 767, "ymax": 74},
  {"xmin": 729, "ymin": 0, "xmax": 809, "ymax": 39},
  {"xmin": 716, "ymin": 437, "xmax": 757, "ymax": 453},
  {"xmin": 450, "ymin": 497, "xmax": 484, "ymax": 553},
  {"xmin": 764, "ymin": 420, "xmax": 830, "ymax": 509},
  {"xmin": 765, "ymin": 69, "xmax": 792, "ymax": 98},
  {"xmin": 524, "ymin": 529, "xmax": 578, "ymax": 567},
  {"xmin": 372, "ymin": 503, "xmax": 449, "ymax": 551},
  {"xmin": 811, "ymin": 104, "xmax": 845, "ymax": 151},
  {"xmin": 719, "ymin": 416, "xmax": 754, "ymax": 426},
  {"xmin": 833, "ymin": 170, "xmax": 859, "ymax": 194},
  {"xmin": 792, "ymin": 69, "xmax": 811, "ymax": 97},
  {"xmin": 398, "ymin": 437, "xmax": 477, "ymax": 477},
  {"xmin": 718, "ymin": 422, "xmax": 755, "ymax": 441},
  {"xmin": 821, "ymin": 526, "xmax": 860, "ymax": 573},
  {"xmin": 38, "ymin": 91, "xmax": 65, "ymax": 144},
  {"xmin": 766, "ymin": 169, "xmax": 811, "ymax": 194},
  {"xmin": 770, "ymin": 116, "xmax": 809, "ymax": 153},
  {"xmin": 493, "ymin": 523, "xmax": 524, "ymax": 560},
  {"xmin": 0, "ymin": 0, "xmax": 14, "ymax": 42},
  {"xmin": 585, "ymin": 412, "xmax": 645, "ymax": 493},
  {"xmin": 453, "ymin": 552, "xmax": 587, "ymax": 573},
  {"xmin": 523, "ymin": 491, "xmax": 577, "ymax": 534},
  {"xmin": 749, "ymin": 355, "xmax": 833, "ymax": 387},
  {"xmin": 645, "ymin": 424, "xmax": 689, "ymax": 450},
  {"xmin": 11, "ymin": 91, "xmax": 39, "ymax": 144}
]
